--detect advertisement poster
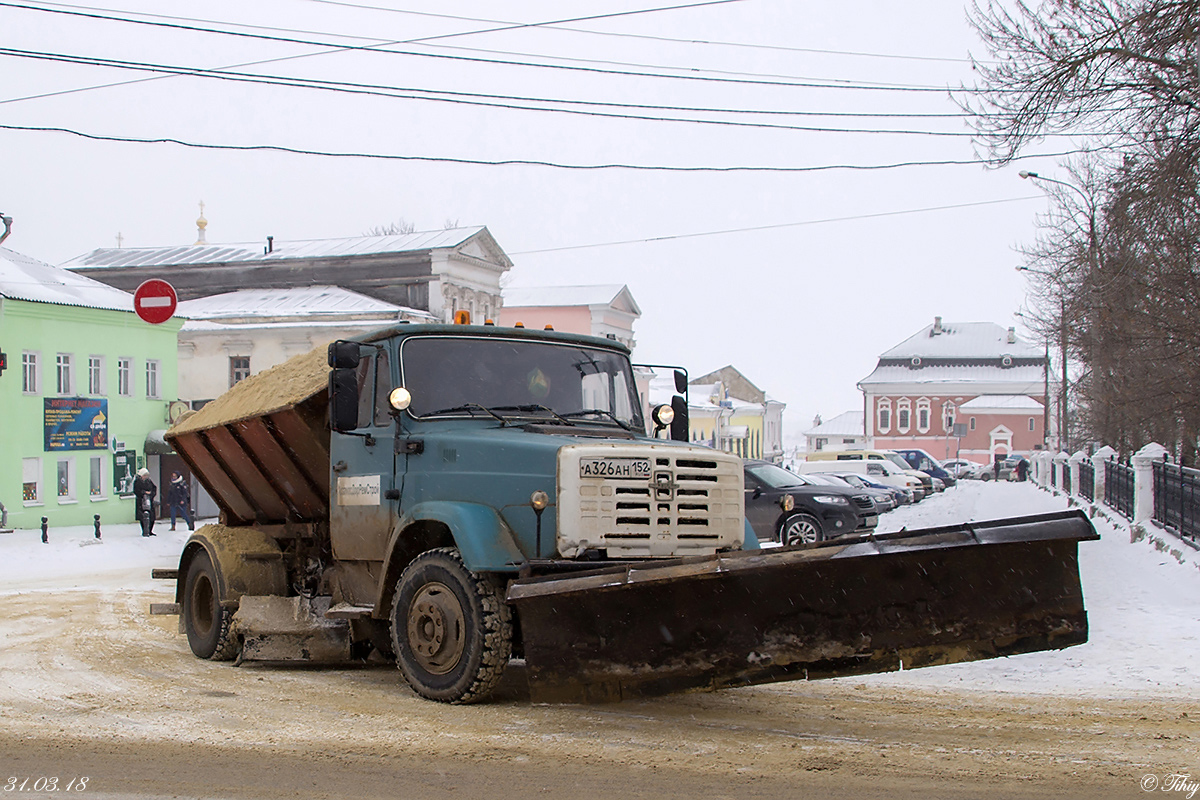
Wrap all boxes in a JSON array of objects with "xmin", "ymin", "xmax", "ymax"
[{"xmin": 44, "ymin": 397, "xmax": 108, "ymax": 451}]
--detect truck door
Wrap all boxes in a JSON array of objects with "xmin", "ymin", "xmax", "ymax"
[{"xmin": 329, "ymin": 345, "xmax": 398, "ymax": 562}]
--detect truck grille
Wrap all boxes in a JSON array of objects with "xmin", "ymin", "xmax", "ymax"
[{"xmin": 557, "ymin": 445, "xmax": 745, "ymax": 558}]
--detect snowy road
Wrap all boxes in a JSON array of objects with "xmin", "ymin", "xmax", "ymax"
[{"xmin": 1, "ymin": 481, "xmax": 1197, "ymax": 799}]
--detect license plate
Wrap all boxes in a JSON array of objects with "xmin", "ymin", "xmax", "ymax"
[{"xmin": 579, "ymin": 457, "xmax": 651, "ymax": 479}]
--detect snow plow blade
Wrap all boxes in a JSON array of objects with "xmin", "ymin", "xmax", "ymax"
[{"xmin": 507, "ymin": 509, "xmax": 1099, "ymax": 704}]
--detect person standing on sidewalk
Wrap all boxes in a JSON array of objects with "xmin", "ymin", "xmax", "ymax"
[
  {"xmin": 133, "ymin": 468, "xmax": 157, "ymax": 537},
  {"xmin": 166, "ymin": 472, "xmax": 194, "ymax": 531}
]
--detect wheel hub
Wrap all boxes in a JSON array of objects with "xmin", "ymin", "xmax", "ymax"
[{"xmin": 406, "ymin": 582, "xmax": 466, "ymax": 675}]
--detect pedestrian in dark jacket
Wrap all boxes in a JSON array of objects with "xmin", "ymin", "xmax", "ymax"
[
  {"xmin": 166, "ymin": 472, "xmax": 194, "ymax": 531},
  {"xmin": 1016, "ymin": 458, "xmax": 1030, "ymax": 482},
  {"xmin": 133, "ymin": 468, "xmax": 157, "ymax": 537}
]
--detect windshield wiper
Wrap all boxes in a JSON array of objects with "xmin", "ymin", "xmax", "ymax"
[
  {"xmin": 490, "ymin": 404, "xmax": 575, "ymax": 426},
  {"xmin": 424, "ymin": 403, "xmax": 509, "ymax": 424},
  {"xmin": 561, "ymin": 409, "xmax": 635, "ymax": 431}
]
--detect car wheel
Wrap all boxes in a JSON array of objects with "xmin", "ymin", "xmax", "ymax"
[{"xmin": 779, "ymin": 513, "xmax": 823, "ymax": 545}]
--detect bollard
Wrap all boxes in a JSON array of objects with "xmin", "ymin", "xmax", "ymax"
[
  {"xmin": 94, "ymin": 514, "xmax": 102, "ymax": 540},
  {"xmin": 41, "ymin": 516, "xmax": 48, "ymax": 544}
]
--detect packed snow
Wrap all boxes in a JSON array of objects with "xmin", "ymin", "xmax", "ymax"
[{"xmin": 1, "ymin": 481, "xmax": 1197, "ymax": 700}]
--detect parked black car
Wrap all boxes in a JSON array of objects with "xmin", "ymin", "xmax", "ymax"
[{"xmin": 744, "ymin": 460, "xmax": 877, "ymax": 545}]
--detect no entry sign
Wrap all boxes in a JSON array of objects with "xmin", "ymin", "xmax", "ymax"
[{"xmin": 133, "ymin": 279, "xmax": 178, "ymax": 324}]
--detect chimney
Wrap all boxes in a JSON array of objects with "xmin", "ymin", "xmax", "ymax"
[
  {"xmin": 930, "ymin": 316, "xmax": 943, "ymax": 336},
  {"xmin": 1007, "ymin": 326, "xmax": 1016, "ymax": 344}
]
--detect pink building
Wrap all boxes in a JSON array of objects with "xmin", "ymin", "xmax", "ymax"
[
  {"xmin": 498, "ymin": 285, "xmax": 640, "ymax": 351},
  {"xmin": 858, "ymin": 318, "xmax": 1049, "ymax": 466}
]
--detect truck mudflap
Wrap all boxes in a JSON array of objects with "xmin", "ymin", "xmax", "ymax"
[{"xmin": 507, "ymin": 509, "xmax": 1099, "ymax": 703}]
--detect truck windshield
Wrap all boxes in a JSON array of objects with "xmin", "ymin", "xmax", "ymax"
[{"xmin": 400, "ymin": 336, "xmax": 645, "ymax": 429}]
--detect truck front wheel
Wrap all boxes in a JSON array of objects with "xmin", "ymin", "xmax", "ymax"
[
  {"xmin": 182, "ymin": 549, "xmax": 239, "ymax": 661},
  {"xmin": 390, "ymin": 548, "xmax": 513, "ymax": 704}
]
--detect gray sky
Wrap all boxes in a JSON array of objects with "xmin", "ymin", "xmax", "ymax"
[{"xmin": 1, "ymin": 0, "xmax": 1069, "ymax": 440}]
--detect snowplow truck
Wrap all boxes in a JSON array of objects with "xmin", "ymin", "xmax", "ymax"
[{"xmin": 155, "ymin": 321, "xmax": 1098, "ymax": 704}]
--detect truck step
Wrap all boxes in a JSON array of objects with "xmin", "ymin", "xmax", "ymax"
[
  {"xmin": 150, "ymin": 602, "xmax": 181, "ymax": 616},
  {"xmin": 324, "ymin": 602, "xmax": 375, "ymax": 620},
  {"xmin": 151, "ymin": 568, "xmax": 178, "ymax": 580}
]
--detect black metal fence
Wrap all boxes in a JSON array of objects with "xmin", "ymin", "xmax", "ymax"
[
  {"xmin": 1079, "ymin": 460, "xmax": 1094, "ymax": 503},
  {"xmin": 1062, "ymin": 461, "xmax": 1072, "ymax": 494},
  {"xmin": 1152, "ymin": 457, "xmax": 1200, "ymax": 546},
  {"xmin": 1105, "ymin": 458, "xmax": 1135, "ymax": 520},
  {"xmin": 1050, "ymin": 462, "xmax": 1057, "ymax": 488}
]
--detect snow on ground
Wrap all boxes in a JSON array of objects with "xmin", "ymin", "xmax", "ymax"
[
  {"xmin": 2, "ymin": 482, "xmax": 1197, "ymax": 699},
  {"xmin": 862, "ymin": 480, "xmax": 1200, "ymax": 698}
]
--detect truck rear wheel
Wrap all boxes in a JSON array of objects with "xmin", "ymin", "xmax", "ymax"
[
  {"xmin": 391, "ymin": 548, "xmax": 512, "ymax": 704},
  {"xmin": 182, "ymin": 549, "xmax": 239, "ymax": 661}
]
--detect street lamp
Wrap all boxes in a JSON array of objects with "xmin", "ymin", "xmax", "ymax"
[{"xmin": 1018, "ymin": 170, "xmax": 1098, "ymax": 454}]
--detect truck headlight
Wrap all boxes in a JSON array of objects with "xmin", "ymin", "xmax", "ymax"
[
  {"xmin": 813, "ymin": 495, "xmax": 848, "ymax": 506},
  {"xmin": 651, "ymin": 404, "xmax": 674, "ymax": 428},
  {"xmin": 389, "ymin": 387, "xmax": 412, "ymax": 411}
]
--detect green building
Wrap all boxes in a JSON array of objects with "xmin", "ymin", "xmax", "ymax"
[{"xmin": 1, "ymin": 247, "xmax": 181, "ymax": 530}]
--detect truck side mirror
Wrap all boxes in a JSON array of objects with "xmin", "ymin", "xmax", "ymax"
[
  {"xmin": 669, "ymin": 395, "xmax": 688, "ymax": 442},
  {"xmin": 673, "ymin": 369, "xmax": 687, "ymax": 394},
  {"xmin": 328, "ymin": 341, "xmax": 361, "ymax": 370},
  {"xmin": 329, "ymin": 367, "xmax": 360, "ymax": 432}
]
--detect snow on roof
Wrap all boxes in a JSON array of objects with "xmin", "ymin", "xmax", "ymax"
[
  {"xmin": 177, "ymin": 285, "xmax": 412, "ymax": 320},
  {"xmin": 0, "ymin": 246, "xmax": 133, "ymax": 312},
  {"xmin": 805, "ymin": 410, "xmax": 865, "ymax": 437},
  {"xmin": 503, "ymin": 284, "xmax": 640, "ymax": 315},
  {"xmin": 60, "ymin": 227, "xmax": 497, "ymax": 270},
  {"xmin": 881, "ymin": 321, "xmax": 1042, "ymax": 360},
  {"xmin": 859, "ymin": 363, "xmax": 1046, "ymax": 388},
  {"xmin": 959, "ymin": 394, "xmax": 1045, "ymax": 411}
]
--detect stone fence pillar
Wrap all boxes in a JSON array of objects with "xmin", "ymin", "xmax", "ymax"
[
  {"xmin": 1091, "ymin": 446, "xmax": 1117, "ymax": 504},
  {"xmin": 1068, "ymin": 451, "xmax": 1086, "ymax": 497},
  {"xmin": 1131, "ymin": 442, "xmax": 1169, "ymax": 524}
]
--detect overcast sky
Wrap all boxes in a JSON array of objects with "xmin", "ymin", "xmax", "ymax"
[{"xmin": 1, "ymin": 0, "xmax": 1072, "ymax": 440}]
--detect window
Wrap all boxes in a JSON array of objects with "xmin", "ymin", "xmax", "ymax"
[
  {"xmin": 90, "ymin": 456, "xmax": 105, "ymax": 498},
  {"xmin": 943, "ymin": 401, "xmax": 956, "ymax": 432},
  {"xmin": 145, "ymin": 359, "xmax": 161, "ymax": 399},
  {"xmin": 117, "ymin": 358, "xmax": 132, "ymax": 396},
  {"xmin": 88, "ymin": 355, "xmax": 105, "ymax": 395},
  {"xmin": 815, "ymin": 438, "xmax": 826, "ymax": 451},
  {"xmin": 57, "ymin": 458, "xmax": 75, "ymax": 502},
  {"xmin": 876, "ymin": 398, "xmax": 892, "ymax": 433},
  {"xmin": 969, "ymin": 416, "xmax": 977, "ymax": 431},
  {"xmin": 56, "ymin": 353, "xmax": 73, "ymax": 394},
  {"xmin": 21, "ymin": 351, "xmax": 38, "ymax": 394},
  {"xmin": 916, "ymin": 398, "xmax": 931, "ymax": 433},
  {"xmin": 22, "ymin": 458, "xmax": 42, "ymax": 504},
  {"xmin": 897, "ymin": 398, "xmax": 912, "ymax": 433},
  {"xmin": 1029, "ymin": 417, "xmax": 1036, "ymax": 432},
  {"xmin": 230, "ymin": 356, "xmax": 251, "ymax": 387}
]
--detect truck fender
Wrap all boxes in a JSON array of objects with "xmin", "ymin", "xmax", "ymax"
[
  {"xmin": 375, "ymin": 502, "xmax": 526, "ymax": 617},
  {"xmin": 742, "ymin": 518, "xmax": 761, "ymax": 550},
  {"xmin": 392, "ymin": 502, "xmax": 526, "ymax": 572},
  {"xmin": 175, "ymin": 523, "xmax": 289, "ymax": 609}
]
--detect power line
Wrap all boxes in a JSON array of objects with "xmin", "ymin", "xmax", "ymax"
[
  {"xmin": 508, "ymin": 196, "xmax": 1048, "ymax": 254},
  {"xmin": 12, "ymin": 0, "xmax": 987, "ymax": 102},
  {"xmin": 0, "ymin": 122, "xmax": 1093, "ymax": 171},
  {"xmin": 291, "ymin": 0, "xmax": 981, "ymax": 64},
  {"xmin": 0, "ymin": 47, "xmax": 999, "ymax": 136},
  {"xmin": 0, "ymin": 2, "xmax": 974, "ymax": 94}
]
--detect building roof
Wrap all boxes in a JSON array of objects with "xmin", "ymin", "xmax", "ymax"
[
  {"xmin": 804, "ymin": 410, "xmax": 865, "ymax": 438},
  {"xmin": 880, "ymin": 321, "xmax": 1043, "ymax": 360},
  {"xmin": 60, "ymin": 226, "xmax": 504, "ymax": 270},
  {"xmin": 959, "ymin": 394, "xmax": 1045, "ymax": 411},
  {"xmin": 177, "ymin": 285, "xmax": 414, "ymax": 320},
  {"xmin": 502, "ymin": 284, "xmax": 641, "ymax": 316},
  {"xmin": 860, "ymin": 363, "xmax": 1047, "ymax": 388},
  {"xmin": 0, "ymin": 247, "xmax": 133, "ymax": 312}
]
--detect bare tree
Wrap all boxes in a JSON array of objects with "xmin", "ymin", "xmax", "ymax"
[{"xmin": 365, "ymin": 218, "xmax": 416, "ymax": 236}]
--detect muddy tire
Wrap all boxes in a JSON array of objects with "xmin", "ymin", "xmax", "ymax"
[
  {"xmin": 779, "ymin": 513, "xmax": 824, "ymax": 545},
  {"xmin": 182, "ymin": 549, "xmax": 239, "ymax": 661},
  {"xmin": 390, "ymin": 548, "xmax": 512, "ymax": 704}
]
